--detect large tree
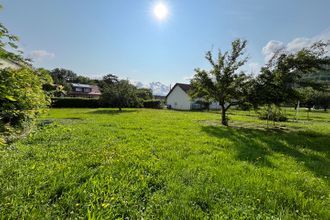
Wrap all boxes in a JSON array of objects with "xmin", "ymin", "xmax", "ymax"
[
  {"xmin": 190, "ymin": 39, "xmax": 249, "ymax": 126},
  {"xmin": 100, "ymin": 78, "xmax": 141, "ymax": 111}
]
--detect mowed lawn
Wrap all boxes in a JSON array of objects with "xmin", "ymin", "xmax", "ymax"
[{"xmin": 0, "ymin": 108, "xmax": 329, "ymax": 219}]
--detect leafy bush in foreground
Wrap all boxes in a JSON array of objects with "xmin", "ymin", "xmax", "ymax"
[{"xmin": 0, "ymin": 67, "xmax": 51, "ymax": 142}]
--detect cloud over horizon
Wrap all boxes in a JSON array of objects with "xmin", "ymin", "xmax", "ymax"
[{"xmin": 29, "ymin": 50, "xmax": 55, "ymax": 60}]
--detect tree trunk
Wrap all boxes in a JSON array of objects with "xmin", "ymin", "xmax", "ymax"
[
  {"xmin": 221, "ymin": 105, "xmax": 228, "ymax": 126},
  {"xmin": 295, "ymin": 100, "xmax": 300, "ymax": 121}
]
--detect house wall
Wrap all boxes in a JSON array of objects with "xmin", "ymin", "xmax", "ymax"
[
  {"xmin": 0, "ymin": 58, "xmax": 20, "ymax": 70},
  {"xmin": 210, "ymin": 102, "xmax": 221, "ymax": 110},
  {"xmin": 166, "ymin": 86, "xmax": 192, "ymax": 110}
]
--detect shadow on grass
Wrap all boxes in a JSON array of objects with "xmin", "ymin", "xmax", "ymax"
[
  {"xmin": 201, "ymin": 125, "xmax": 330, "ymax": 180},
  {"xmin": 88, "ymin": 109, "xmax": 138, "ymax": 115}
]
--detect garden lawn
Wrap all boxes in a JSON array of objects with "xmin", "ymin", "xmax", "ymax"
[{"xmin": 0, "ymin": 108, "xmax": 329, "ymax": 219}]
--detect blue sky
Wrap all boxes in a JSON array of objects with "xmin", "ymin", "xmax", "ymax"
[{"xmin": 1, "ymin": 0, "xmax": 330, "ymax": 85}]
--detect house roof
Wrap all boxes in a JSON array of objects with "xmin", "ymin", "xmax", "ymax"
[
  {"xmin": 69, "ymin": 83, "xmax": 102, "ymax": 96},
  {"xmin": 71, "ymin": 83, "xmax": 93, "ymax": 88},
  {"xmin": 166, "ymin": 83, "xmax": 191, "ymax": 98}
]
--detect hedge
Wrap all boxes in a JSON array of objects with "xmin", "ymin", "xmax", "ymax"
[
  {"xmin": 51, "ymin": 97, "xmax": 101, "ymax": 108},
  {"xmin": 143, "ymin": 100, "xmax": 162, "ymax": 109}
]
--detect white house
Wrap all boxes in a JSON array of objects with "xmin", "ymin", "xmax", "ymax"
[{"xmin": 166, "ymin": 83, "xmax": 220, "ymax": 110}]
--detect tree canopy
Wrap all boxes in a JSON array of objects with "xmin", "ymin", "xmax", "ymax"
[
  {"xmin": 250, "ymin": 41, "xmax": 330, "ymax": 107},
  {"xmin": 190, "ymin": 39, "xmax": 249, "ymax": 125}
]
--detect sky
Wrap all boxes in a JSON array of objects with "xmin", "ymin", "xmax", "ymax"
[{"xmin": 1, "ymin": 0, "xmax": 330, "ymax": 85}]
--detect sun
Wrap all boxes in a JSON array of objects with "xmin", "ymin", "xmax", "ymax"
[{"xmin": 153, "ymin": 2, "xmax": 169, "ymax": 21}]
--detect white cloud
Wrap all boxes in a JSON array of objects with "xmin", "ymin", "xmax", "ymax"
[
  {"xmin": 286, "ymin": 37, "xmax": 312, "ymax": 52},
  {"xmin": 262, "ymin": 28, "xmax": 330, "ymax": 62},
  {"xmin": 262, "ymin": 40, "xmax": 285, "ymax": 62},
  {"xmin": 29, "ymin": 50, "xmax": 55, "ymax": 60}
]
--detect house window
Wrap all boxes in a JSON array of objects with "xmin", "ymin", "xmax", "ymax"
[
  {"xmin": 75, "ymin": 87, "xmax": 83, "ymax": 92},
  {"xmin": 84, "ymin": 88, "xmax": 91, "ymax": 93}
]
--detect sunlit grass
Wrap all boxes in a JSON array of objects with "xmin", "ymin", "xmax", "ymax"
[{"xmin": 0, "ymin": 108, "xmax": 329, "ymax": 219}]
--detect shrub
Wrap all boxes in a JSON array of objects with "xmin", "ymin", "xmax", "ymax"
[
  {"xmin": 257, "ymin": 105, "xmax": 288, "ymax": 122},
  {"xmin": 51, "ymin": 97, "xmax": 101, "ymax": 108},
  {"xmin": 0, "ymin": 68, "xmax": 50, "ymax": 127},
  {"xmin": 143, "ymin": 100, "xmax": 162, "ymax": 109},
  {"xmin": 0, "ymin": 67, "xmax": 51, "ymax": 143}
]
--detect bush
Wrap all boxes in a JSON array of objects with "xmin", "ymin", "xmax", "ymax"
[
  {"xmin": 0, "ymin": 68, "xmax": 50, "ymax": 126},
  {"xmin": 143, "ymin": 100, "xmax": 162, "ymax": 109},
  {"xmin": 0, "ymin": 67, "xmax": 51, "ymax": 143},
  {"xmin": 100, "ymin": 80, "xmax": 143, "ymax": 110},
  {"xmin": 51, "ymin": 97, "xmax": 100, "ymax": 108},
  {"xmin": 257, "ymin": 105, "xmax": 288, "ymax": 122}
]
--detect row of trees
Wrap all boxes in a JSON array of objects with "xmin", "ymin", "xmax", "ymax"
[{"xmin": 190, "ymin": 39, "xmax": 330, "ymax": 126}]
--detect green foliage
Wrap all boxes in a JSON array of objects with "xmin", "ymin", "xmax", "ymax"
[
  {"xmin": 143, "ymin": 99, "xmax": 162, "ymax": 109},
  {"xmin": 296, "ymin": 87, "xmax": 317, "ymax": 110},
  {"xmin": 51, "ymin": 97, "xmax": 100, "ymax": 108},
  {"xmin": 0, "ymin": 68, "xmax": 51, "ymax": 142},
  {"xmin": 0, "ymin": 6, "xmax": 53, "ymax": 143},
  {"xmin": 100, "ymin": 79, "xmax": 142, "ymax": 110},
  {"xmin": 190, "ymin": 39, "xmax": 249, "ymax": 125},
  {"xmin": 136, "ymin": 88, "xmax": 153, "ymax": 100},
  {"xmin": 257, "ymin": 105, "xmax": 288, "ymax": 122},
  {"xmin": 0, "ymin": 108, "xmax": 329, "ymax": 219},
  {"xmin": 251, "ymin": 41, "xmax": 330, "ymax": 108},
  {"xmin": 49, "ymin": 68, "xmax": 94, "ymax": 93},
  {"xmin": 314, "ymin": 91, "xmax": 330, "ymax": 111}
]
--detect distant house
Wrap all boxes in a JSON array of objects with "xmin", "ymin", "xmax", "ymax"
[
  {"xmin": 166, "ymin": 83, "xmax": 220, "ymax": 110},
  {"xmin": 68, "ymin": 83, "xmax": 101, "ymax": 99}
]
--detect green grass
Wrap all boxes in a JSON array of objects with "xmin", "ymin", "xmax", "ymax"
[{"xmin": 0, "ymin": 108, "xmax": 329, "ymax": 219}]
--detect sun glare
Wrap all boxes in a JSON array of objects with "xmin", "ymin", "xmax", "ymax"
[{"xmin": 153, "ymin": 2, "xmax": 169, "ymax": 21}]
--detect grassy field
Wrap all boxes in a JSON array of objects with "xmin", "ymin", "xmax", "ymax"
[{"xmin": 0, "ymin": 108, "xmax": 329, "ymax": 219}]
